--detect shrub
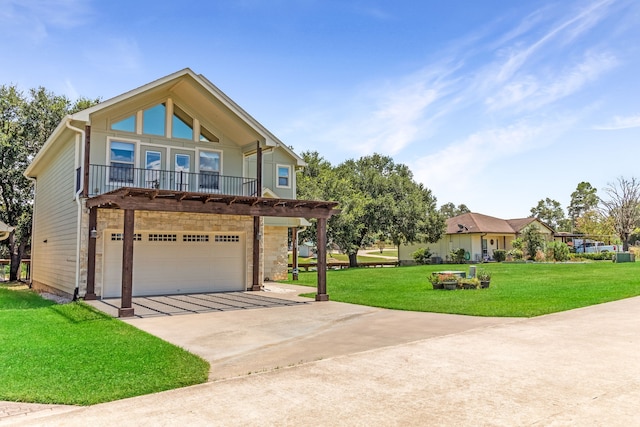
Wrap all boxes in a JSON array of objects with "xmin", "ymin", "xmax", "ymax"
[
  {"xmin": 546, "ymin": 241, "xmax": 570, "ymax": 262},
  {"xmin": 476, "ymin": 269, "xmax": 491, "ymax": 281},
  {"xmin": 450, "ymin": 248, "xmax": 466, "ymax": 263},
  {"xmin": 493, "ymin": 249, "xmax": 506, "ymax": 262},
  {"xmin": 412, "ymin": 247, "xmax": 432, "ymax": 265},
  {"xmin": 508, "ymin": 248, "xmax": 524, "ymax": 260},
  {"xmin": 534, "ymin": 249, "xmax": 546, "ymax": 262},
  {"xmin": 572, "ymin": 252, "xmax": 615, "ymax": 261}
]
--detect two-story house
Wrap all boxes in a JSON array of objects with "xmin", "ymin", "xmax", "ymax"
[{"xmin": 25, "ymin": 69, "xmax": 338, "ymax": 316}]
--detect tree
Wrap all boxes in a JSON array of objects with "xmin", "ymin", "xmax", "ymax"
[
  {"xmin": 567, "ymin": 182, "xmax": 598, "ymax": 230},
  {"xmin": 575, "ymin": 210, "xmax": 617, "ymax": 243},
  {"xmin": 439, "ymin": 202, "xmax": 471, "ymax": 218},
  {"xmin": 599, "ymin": 176, "xmax": 640, "ymax": 251},
  {"xmin": 297, "ymin": 152, "xmax": 445, "ymax": 267},
  {"xmin": 529, "ymin": 198, "xmax": 569, "ymax": 231},
  {"xmin": 0, "ymin": 84, "xmax": 99, "ymax": 280},
  {"xmin": 521, "ymin": 224, "xmax": 545, "ymax": 260}
]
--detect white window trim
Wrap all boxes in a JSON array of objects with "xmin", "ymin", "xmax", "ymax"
[
  {"xmin": 106, "ymin": 136, "xmax": 139, "ymax": 186},
  {"xmin": 276, "ymin": 164, "xmax": 292, "ymax": 189},
  {"xmin": 196, "ymin": 148, "xmax": 223, "ymax": 192}
]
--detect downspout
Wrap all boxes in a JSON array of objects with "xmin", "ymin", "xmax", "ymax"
[{"xmin": 66, "ymin": 120, "xmax": 86, "ymax": 301}]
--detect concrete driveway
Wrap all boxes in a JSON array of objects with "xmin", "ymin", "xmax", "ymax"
[{"xmin": 3, "ymin": 285, "xmax": 640, "ymax": 426}]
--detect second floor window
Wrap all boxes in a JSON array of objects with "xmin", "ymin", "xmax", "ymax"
[
  {"xmin": 277, "ymin": 165, "xmax": 291, "ymax": 188},
  {"xmin": 199, "ymin": 151, "xmax": 221, "ymax": 190},
  {"xmin": 109, "ymin": 141, "xmax": 135, "ymax": 184}
]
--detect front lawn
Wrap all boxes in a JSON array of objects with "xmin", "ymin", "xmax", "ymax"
[
  {"xmin": 282, "ymin": 262, "xmax": 640, "ymax": 317},
  {"xmin": 0, "ymin": 286, "xmax": 209, "ymax": 405}
]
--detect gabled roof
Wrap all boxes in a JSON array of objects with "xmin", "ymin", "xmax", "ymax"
[
  {"xmin": 446, "ymin": 212, "xmax": 554, "ymax": 235},
  {"xmin": 26, "ymin": 68, "xmax": 305, "ymax": 177}
]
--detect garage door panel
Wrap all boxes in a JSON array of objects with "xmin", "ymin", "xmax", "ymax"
[{"xmin": 102, "ymin": 232, "xmax": 245, "ymax": 298}]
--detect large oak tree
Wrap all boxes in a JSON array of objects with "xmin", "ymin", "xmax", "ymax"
[
  {"xmin": 0, "ymin": 84, "xmax": 98, "ymax": 280},
  {"xmin": 297, "ymin": 152, "xmax": 445, "ymax": 267}
]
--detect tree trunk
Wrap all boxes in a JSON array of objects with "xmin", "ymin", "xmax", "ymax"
[
  {"xmin": 623, "ymin": 233, "xmax": 630, "ymax": 252},
  {"xmin": 8, "ymin": 232, "xmax": 24, "ymax": 281},
  {"xmin": 348, "ymin": 252, "xmax": 358, "ymax": 268}
]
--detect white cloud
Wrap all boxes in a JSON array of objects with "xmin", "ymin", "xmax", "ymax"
[
  {"xmin": 486, "ymin": 50, "xmax": 618, "ymax": 112},
  {"xmin": 0, "ymin": 0, "xmax": 92, "ymax": 41},
  {"xmin": 410, "ymin": 122, "xmax": 544, "ymax": 195},
  {"xmin": 594, "ymin": 114, "xmax": 640, "ymax": 130}
]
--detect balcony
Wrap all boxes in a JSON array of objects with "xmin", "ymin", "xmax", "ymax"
[{"xmin": 86, "ymin": 164, "xmax": 258, "ymax": 197}]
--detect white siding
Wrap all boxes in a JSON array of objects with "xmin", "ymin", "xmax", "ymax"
[{"xmin": 31, "ymin": 136, "xmax": 79, "ymax": 295}]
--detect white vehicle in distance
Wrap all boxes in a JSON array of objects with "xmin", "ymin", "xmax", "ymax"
[{"xmin": 573, "ymin": 239, "xmax": 621, "ymax": 253}]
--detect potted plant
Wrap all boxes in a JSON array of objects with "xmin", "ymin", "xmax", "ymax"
[
  {"xmin": 477, "ymin": 269, "xmax": 491, "ymax": 288},
  {"xmin": 439, "ymin": 273, "xmax": 458, "ymax": 290},
  {"xmin": 460, "ymin": 277, "xmax": 480, "ymax": 289},
  {"xmin": 428, "ymin": 273, "xmax": 443, "ymax": 290}
]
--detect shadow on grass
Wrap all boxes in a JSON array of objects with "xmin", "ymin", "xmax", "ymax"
[{"xmin": 48, "ymin": 302, "xmax": 113, "ymax": 324}]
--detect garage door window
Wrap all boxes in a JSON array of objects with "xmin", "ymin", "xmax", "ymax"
[
  {"xmin": 111, "ymin": 233, "xmax": 141, "ymax": 241},
  {"xmin": 215, "ymin": 235, "xmax": 240, "ymax": 242},
  {"xmin": 183, "ymin": 234, "xmax": 209, "ymax": 242},
  {"xmin": 149, "ymin": 234, "xmax": 177, "ymax": 241}
]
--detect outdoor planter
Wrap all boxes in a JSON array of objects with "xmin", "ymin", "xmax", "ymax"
[
  {"xmin": 477, "ymin": 269, "xmax": 492, "ymax": 289},
  {"xmin": 442, "ymin": 280, "xmax": 458, "ymax": 290}
]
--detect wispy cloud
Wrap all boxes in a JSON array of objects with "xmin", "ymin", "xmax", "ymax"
[
  {"xmin": 594, "ymin": 114, "xmax": 640, "ymax": 130},
  {"xmin": 486, "ymin": 50, "xmax": 618, "ymax": 112},
  {"xmin": 0, "ymin": 0, "xmax": 92, "ymax": 41}
]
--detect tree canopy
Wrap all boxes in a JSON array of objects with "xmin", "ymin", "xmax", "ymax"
[
  {"xmin": 297, "ymin": 152, "xmax": 445, "ymax": 266},
  {"xmin": 439, "ymin": 202, "xmax": 471, "ymax": 219},
  {"xmin": 529, "ymin": 198, "xmax": 569, "ymax": 231},
  {"xmin": 568, "ymin": 181, "xmax": 598, "ymax": 228},
  {"xmin": 0, "ymin": 84, "xmax": 99, "ymax": 280}
]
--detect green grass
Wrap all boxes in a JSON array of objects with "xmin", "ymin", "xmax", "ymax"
[
  {"xmin": 0, "ymin": 286, "xmax": 209, "ymax": 405},
  {"xmin": 281, "ymin": 262, "xmax": 640, "ymax": 317}
]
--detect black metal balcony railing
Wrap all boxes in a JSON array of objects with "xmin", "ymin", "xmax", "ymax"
[{"xmin": 86, "ymin": 164, "xmax": 258, "ymax": 197}]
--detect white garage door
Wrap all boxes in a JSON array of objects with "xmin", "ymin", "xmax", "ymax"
[{"xmin": 102, "ymin": 231, "xmax": 245, "ymax": 298}]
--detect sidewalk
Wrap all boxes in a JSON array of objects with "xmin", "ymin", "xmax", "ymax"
[{"xmin": 3, "ymin": 293, "xmax": 639, "ymax": 426}]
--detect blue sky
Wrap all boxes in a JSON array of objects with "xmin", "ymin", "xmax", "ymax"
[{"xmin": 2, "ymin": 0, "xmax": 639, "ymax": 218}]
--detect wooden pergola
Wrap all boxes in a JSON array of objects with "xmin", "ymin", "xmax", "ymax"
[{"xmin": 84, "ymin": 187, "xmax": 339, "ymax": 317}]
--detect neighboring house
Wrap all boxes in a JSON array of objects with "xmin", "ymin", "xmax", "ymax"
[
  {"xmin": 25, "ymin": 68, "xmax": 338, "ymax": 316},
  {"xmin": 399, "ymin": 212, "xmax": 555, "ymax": 264}
]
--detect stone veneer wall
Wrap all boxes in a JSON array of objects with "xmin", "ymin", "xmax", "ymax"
[
  {"xmin": 91, "ymin": 210, "xmax": 257, "ymax": 297},
  {"xmin": 262, "ymin": 225, "xmax": 289, "ymax": 281}
]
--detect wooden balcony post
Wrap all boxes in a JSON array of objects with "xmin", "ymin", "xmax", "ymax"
[
  {"xmin": 85, "ymin": 206, "xmax": 97, "ymax": 300},
  {"xmin": 119, "ymin": 209, "xmax": 135, "ymax": 317},
  {"xmin": 315, "ymin": 217, "xmax": 329, "ymax": 301},
  {"xmin": 292, "ymin": 227, "xmax": 299, "ymax": 280}
]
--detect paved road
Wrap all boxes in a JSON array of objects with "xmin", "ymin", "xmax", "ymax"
[{"xmin": 2, "ymin": 288, "xmax": 639, "ymax": 426}]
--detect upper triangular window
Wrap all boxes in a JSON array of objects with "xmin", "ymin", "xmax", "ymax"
[
  {"xmin": 111, "ymin": 115, "xmax": 135, "ymax": 132},
  {"xmin": 143, "ymin": 103, "xmax": 166, "ymax": 136},
  {"xmin": 199, "ymin": 125, "xmax": 219, "ymax": 142},
  {"xmin": 172, "ymin": 105, "xmax": 193, "ymax": 140}
]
